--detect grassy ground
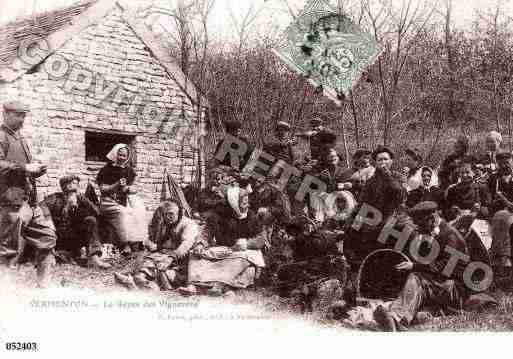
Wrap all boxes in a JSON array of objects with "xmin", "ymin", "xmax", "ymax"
[{"xmin": 3, "ymin": 254, "xmax": 513, "ymax": 332}]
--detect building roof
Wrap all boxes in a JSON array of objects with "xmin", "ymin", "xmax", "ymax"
[
  {"xmin": 0, "ymin": 0, "xmax": 207, "ymax": 107},
  {"xmin": 0, "ymin": 1, "xmax": 96, "ymax": 71}
]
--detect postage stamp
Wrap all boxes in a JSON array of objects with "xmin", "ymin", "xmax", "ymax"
[{"xmin": 273, "ymin": 0, "xmax": 382, "ymax": 99}]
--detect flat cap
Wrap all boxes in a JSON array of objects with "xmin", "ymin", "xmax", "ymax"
[
  {"xmin": 372, "ymin": 146, "xmax": 395, "ymax": 160},
  {"xmin": 3, "ymin": 100, "xmax": 30, "ymax": 113},
  {"xmin": 0, "ymin": 187, "xmax": 28, "ymax": 206},
  {"xmin": 409, "ymin": 201, "xmax": 438, "ymax": 218},
  {"xmin": 224, "ymin": 120, "xmax": 242, "ymax": 131},
  {"xmin": 310, "ymin": 117, "xmax": 324, "ymax": 125},
  {"xmin": 496, "ymin": 152, "xmax": 512, "ymax": 161},
  {"xmin": 276, "ymin": 121, "xmax": 291, "ymax": 130}
]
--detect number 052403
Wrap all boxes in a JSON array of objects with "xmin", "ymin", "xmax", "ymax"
[{"xmin": 5, "ymin": 342, "xmax": 38, "ymax": 351}]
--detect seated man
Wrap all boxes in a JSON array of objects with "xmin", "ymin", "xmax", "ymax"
[
  {"xmin": 406, "ymin": 166, "xmax": 443, "ymax": 208},
  {"xmin": 488, "ymin": 152, "xmax": 513, "ymax": 282},
  {"xmin": 0, "ymin": 187, "xmax": 56, "ymax": 287},
  {"xmin": 445, "ymin": 157, "xmax": 491, "ymax": 221},
  {"xmin": 114, "ymin": 200, "xmax": 204, "ymax": 291},
  {"xmin": 40, "ymin": 175, "xmax": 110, "ymax": 269},
  {"xmin": 345, "ymin": 202, "xmax": 472, "ymax": 331}
]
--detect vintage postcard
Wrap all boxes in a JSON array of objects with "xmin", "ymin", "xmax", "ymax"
[{"xmin": 0, "ymin": 0, "xmax": 512, "ymax": 358}]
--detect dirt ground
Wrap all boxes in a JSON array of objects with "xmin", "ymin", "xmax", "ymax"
[{"xmin": 2, "ymin": 254, "xmax": 513, "ymax": 332}]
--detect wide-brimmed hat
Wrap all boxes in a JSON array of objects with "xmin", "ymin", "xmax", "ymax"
[{"xmin": 276, "ymin": 121, "xmax": 291, "ymax": 130}]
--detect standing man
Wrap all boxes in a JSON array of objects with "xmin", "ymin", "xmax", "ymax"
[
  {"xmin": 0, "ymin": 101, "xmax": 55, "ymax": 287},
  {"xmin": 344, "ymin": 146, "xmax": 407, "ymax": 265},
  {"xmin": 439, "ymin": 135, "xmax": 470, "ymax": 191},
  {"xmin": 300, "ymin": 116, "xmax": 336, "ymax": 164},
  {"xmin": 0, "ymin": 101, "xmax": 47, "ymax": 203},
  {"xmin": 211, "ymin": 120, "xmax": 251, "ymax": 170},
  {"xmin": 264, "ymin": 121, "xmax": 298, "ymax": 166}
]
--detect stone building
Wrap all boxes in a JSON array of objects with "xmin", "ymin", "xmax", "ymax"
[{"xmin": 0, "ymin": 0, "xmax": 207, "ymax": 210}]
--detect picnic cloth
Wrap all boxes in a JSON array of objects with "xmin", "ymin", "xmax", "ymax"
[{"xmin": 188, "ymin": 248, "xmax": 265, "ymax": 288}]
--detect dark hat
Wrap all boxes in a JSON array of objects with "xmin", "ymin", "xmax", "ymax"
[
  {"xmin": 3, "ymin": 100, "xmax": 30, "ymax": 113},
  {"xmin": 59, "ymin": 175, "xmax": 80, "ymax": 190},
  {"xmin": 409, "ymin": 201, "xmax": 438, "ymax": 219},
  {"xmin": 497, "ymin": 152, "xmax": 513, "ymax": 161},
  {"xmin": 0, "ymin": 187, "xmax": 28, "ymax": 206},
  {"xmin": 316, "ymin": 130, "xmax": 337, "ymax": 145},
  {"xmin": 405, "ymin": 148, "xmax": 422, "ymax": 162},
  {"xmin": 276, "ymin": 121, "xmax": 291, "ymax": 130},
  {"xmin": 372, "ymin": 146, "xmax": 395, "ymax": 160},
  {"xmin": 224, "ymin": 120, "xmax": 242, "ymax": 131},
  {"xmin": 310, "ymin": 117, "xmax": 324, "ymax": 125},
  {"xmin": 353, "ymin": 149, "xmax": 372, "ymax": 160}
]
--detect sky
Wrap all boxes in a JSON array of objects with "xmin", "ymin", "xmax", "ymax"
[{"xmin": 0, "ymin": 0, "xmax": 511, "ymax": 41}]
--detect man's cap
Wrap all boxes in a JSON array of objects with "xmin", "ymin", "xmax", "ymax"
[
  {"xmin": 372, "ymin": 146, "xmax": 395, "ymax": 160},
  {"xmin": 353, "ymin": 149, "xmax": 372, "ymax": 160},
  {"xmin": 316, "ymin": 130, "xmax": 337, "ymax": 145},
  {"xmin": 3, "ymin": 101, "xmax": 30, "ymax": 113},
  {"xmin": 224, "ymin": 120, "xmax": 242, "ymax": 131},
  {"xmin": 59, "ymin": 175, "xmax": 80, "ymax": 190},
  {"xmin": 310, "ymin": 117, "xmax": 324, "ymax": 125},
  {"xmin": 405, "ymin": 148, "xmax": 422, "ymax": 163},
  {"xmin": 0, "ymin": 187, "xmax": 28, "ymax": 206},
  {"xmin": 409, "ymin": 201, "xmax": 438, "ymax": 219},
  {"xmin": 276, "ymin": 121, "xmax": 291, "ymax": 130},
  {"xmin": 496, "ymin": 152, "xmax": 512, "ymax": 161}
]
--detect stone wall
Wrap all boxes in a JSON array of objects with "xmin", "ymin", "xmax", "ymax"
[{"xmin": 0, "ymin": 8, "xmax": 206, "ymax": 211}]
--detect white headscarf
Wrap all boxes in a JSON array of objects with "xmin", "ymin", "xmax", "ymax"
[
  {"xmin": 226, "ymin": 186, "xmax": 248, "ymax": 219},
  {"xmin": 406, "ymin": 166, "xmax": 439, "ymax": 192},
  {"xmin": 106, "ymin": 143, "xmax": 130, "ymax": 167}
]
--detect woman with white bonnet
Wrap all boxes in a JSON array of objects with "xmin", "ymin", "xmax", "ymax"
[
  {"xmin": 181, "ymin": 186, "xmax": 267, "ymax": 296},
  {"xmin": 96, "ymin": 143, "xmax": 140, "ymax": 255}
]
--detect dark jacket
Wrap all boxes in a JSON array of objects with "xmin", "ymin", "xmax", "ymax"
[
  {"xmin": 359, "ymin": 169, "xmax": 407, "ymax": 222},
  {"xmin": 0, "ymin": 124, "xmax": 34, "ymax": 200},
  {"xmin": 445, "ymin": 182, "xmax": 491, "ymax": 218},
  {"xmin": 316, "ymin": 163, "xmax": 348, "ymax": 193},
  {"xmin": 96, "ymin": 162, "xmax": 136, "ymax": 206},
  {"xmin": 214, "ymin": 209, "xmax": 267, "ymax": 250},
  {"xmin": 406, "ymin": 186, "xmax": 443, "ymax": 208},
  {"xmin": 410, "ymin": 220, "xmax": 469, "ymax": 286},
  {"xmin": 264, "ymin": 138, "xmax": 297, "ymax": 165},
  {"xmin": 487, "ymin": 172, "xmax": 513, "ymax": 214},
  {"xmin": 39, "ymin": 193, "xmax": 99, "ymax": 235}
]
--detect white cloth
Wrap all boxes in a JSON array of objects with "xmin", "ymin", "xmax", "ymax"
[
  {"xmin": 406, "ymin": 166, "xmax": 439, "ymax": 192},
  {"xmin": 124, "ymin": 194, "xmax": 149, "ymax": 244},
  {"xmin": 105, "ymin": 143, "xmax": 130, "ymax": 166},
  {"xmin": 309, "ymin": 190, "xmax": 356, "ymax": 223}
]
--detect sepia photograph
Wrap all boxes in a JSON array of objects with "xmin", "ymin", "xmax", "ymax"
[{"xmin": 1, "ymin": 0, "xmax": 512, "ymax": 357}]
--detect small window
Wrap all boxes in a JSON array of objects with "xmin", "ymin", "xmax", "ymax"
[{"xmin": 85, "ymin": 131, "xmax": 135, "ymax": 163}]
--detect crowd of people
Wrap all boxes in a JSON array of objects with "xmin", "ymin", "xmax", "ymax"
[{"xmin": 1, "ymin": 100, "xmax": 511, "ymax": 331}]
